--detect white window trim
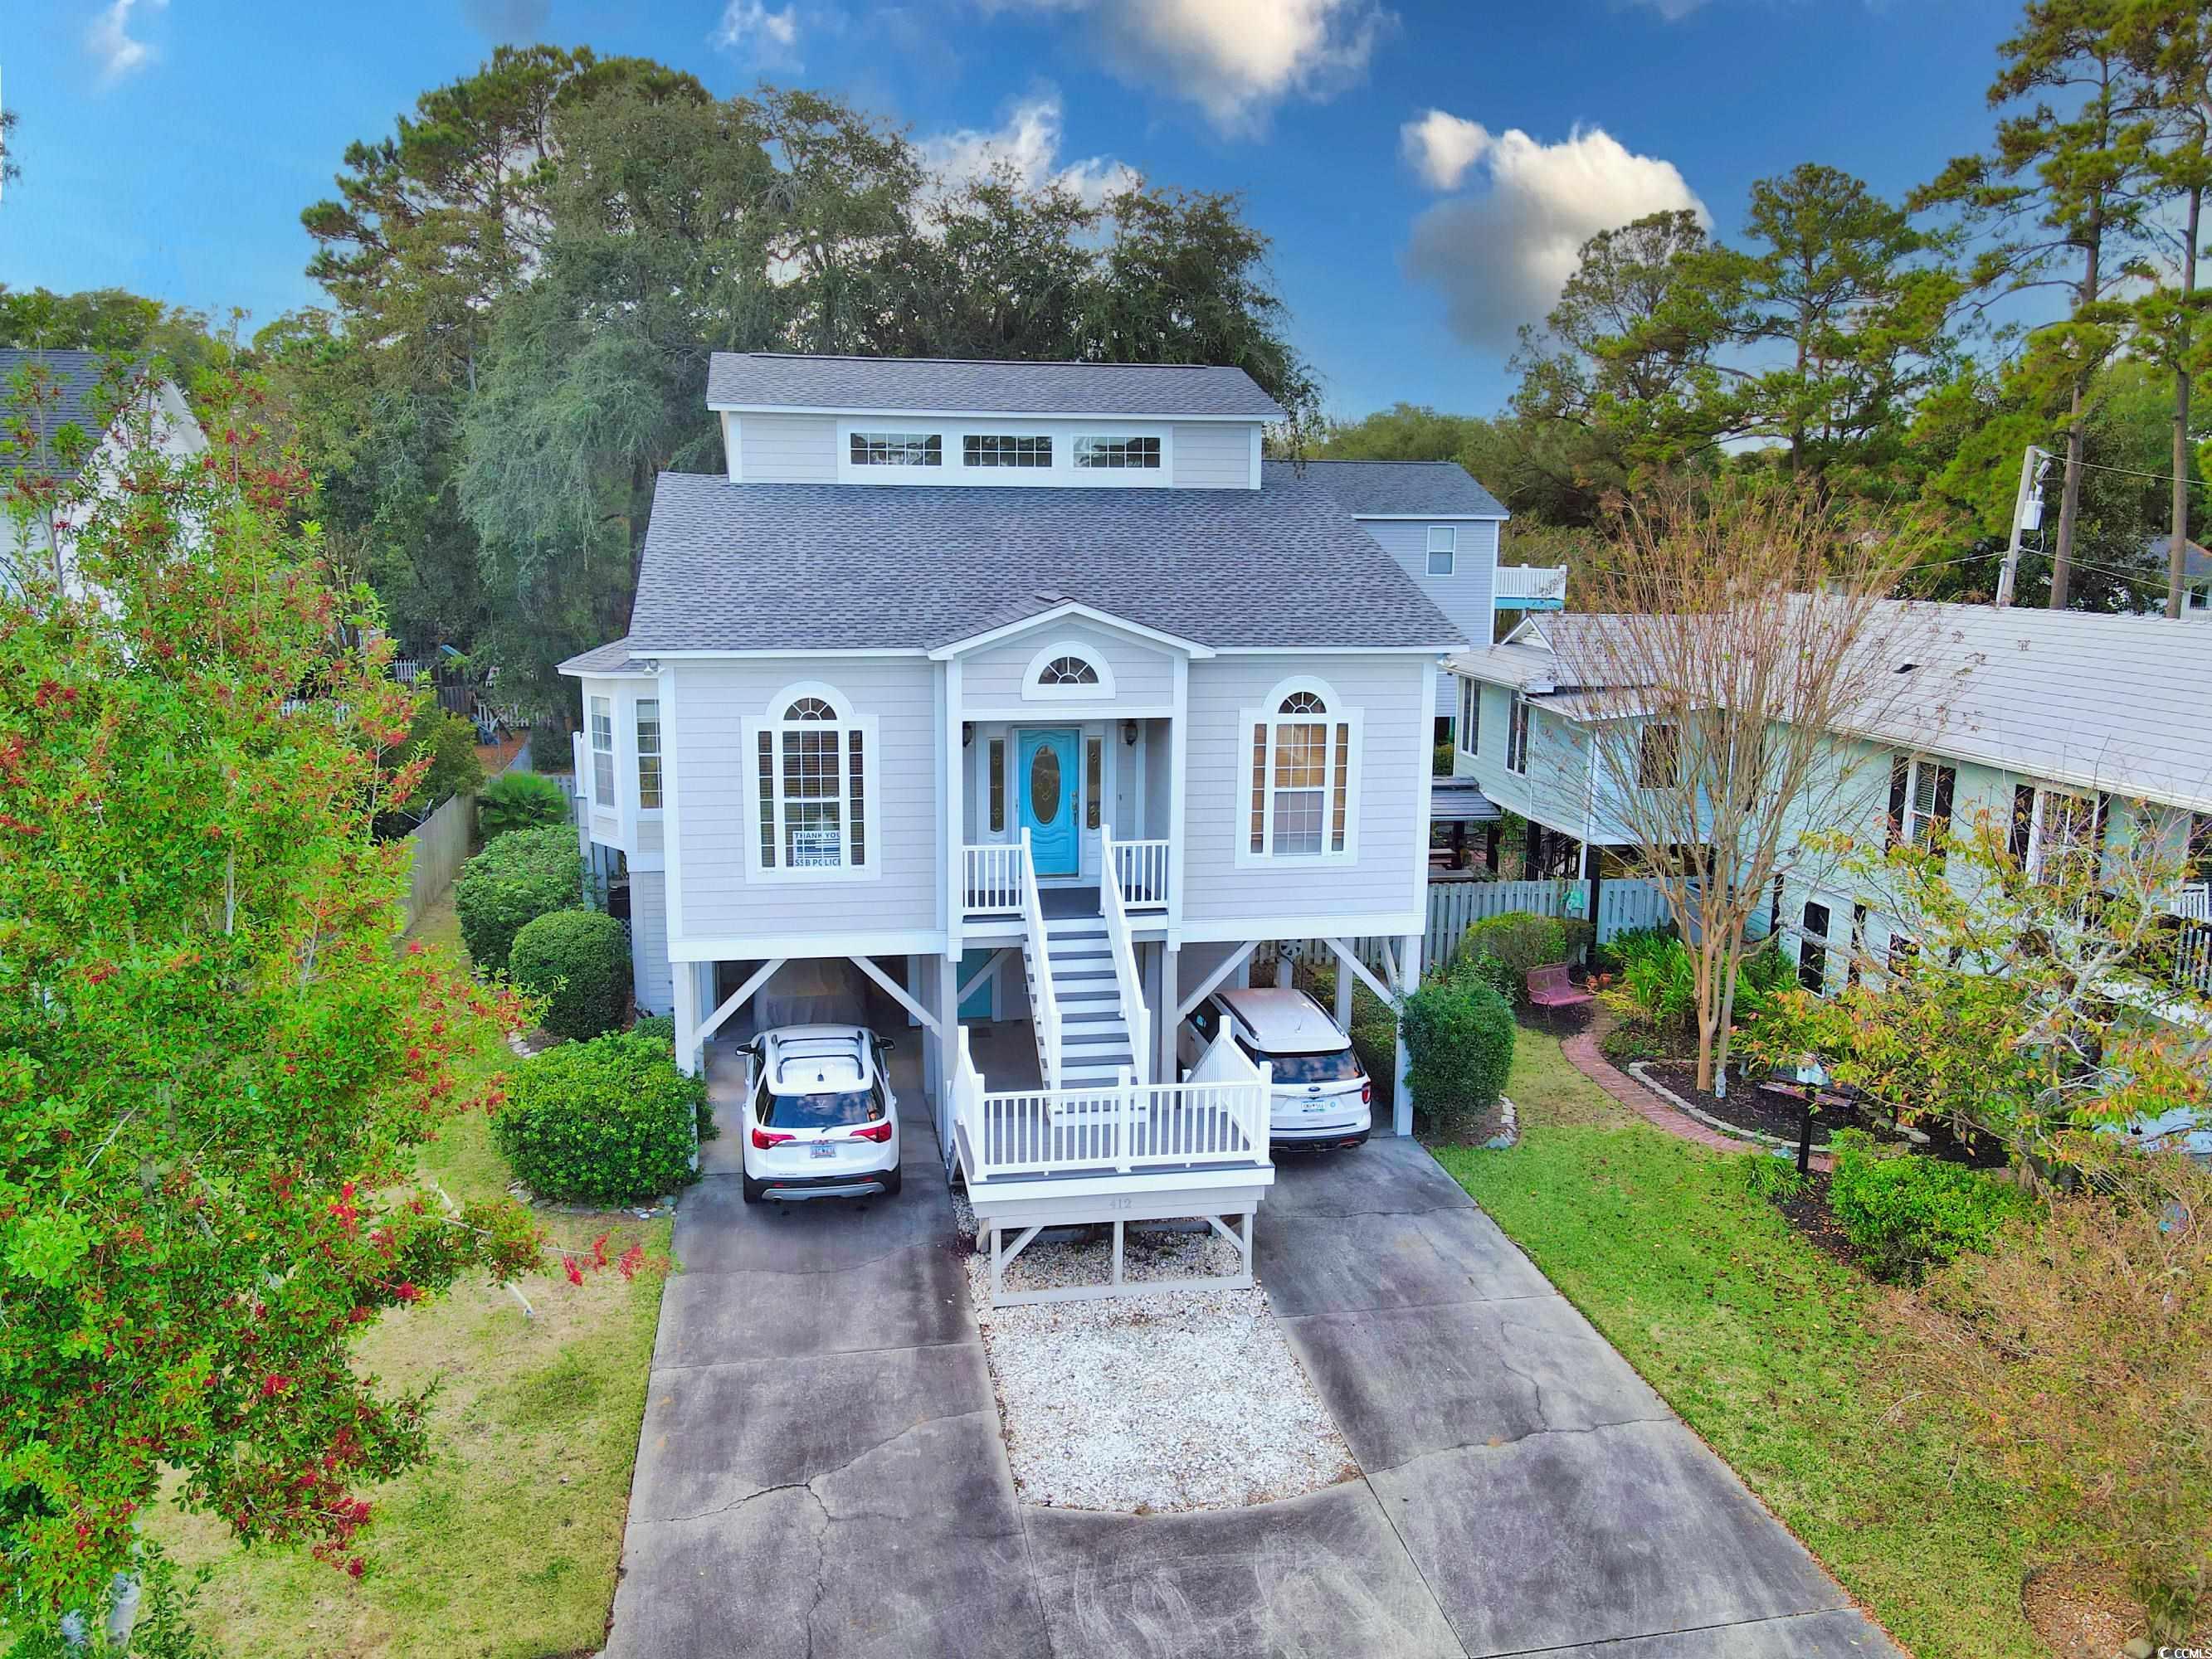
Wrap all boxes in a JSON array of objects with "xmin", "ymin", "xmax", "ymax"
[
  {"xmin": 1506, "ymin": 692, "xmax": 1532, "ymax": 776},
  {"xmin": 835, "ymin": 417, "xmax": 1174, "ymax": 487},
  {"xmin": 1455, "ymin": 679, "xmax": 1480, "ymax": 761},
  {"xmin": 740, "ymin": 680, "xmax": 881, "ymax": 884},
  {"xmin": 636, "ymin": 697, "xmax": 664, "ymax": 815},
  {"xmin": 1235, "ymin": 675, "xmax": 1362, "ymax": 868},
  {"xmin": 1426, "ymin": 525, "xmax": 1457, "ymax": 577},
  {"xmin": 2024, "ymin": 781, "xmax": 2097, "ymax": 885},
  {"xmin": 588, "ymin": 694, "xmax": 616, "ymax": 807},
  {"xmin": 1021, "ymin": 638, "xmax": 1117, "ymax": 701},
  {"xmin": 1899, "ymin": 756, "xmax": 1949, "ymax": 846}
]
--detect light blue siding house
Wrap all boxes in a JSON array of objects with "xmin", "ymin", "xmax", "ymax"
[{"xmin": 562, "ymin": 353, "xmax": 1485, "ymax": 1249}]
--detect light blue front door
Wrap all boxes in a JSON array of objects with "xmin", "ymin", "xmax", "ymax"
[{"xmin": 1016, "ymin": 727, "xmax": 1080, "ymax": 878}]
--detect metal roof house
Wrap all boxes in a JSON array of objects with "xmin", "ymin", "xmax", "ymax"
[{"xmin": 562, "ymin": 353, "xmax": 1508, "ymax": 1287}]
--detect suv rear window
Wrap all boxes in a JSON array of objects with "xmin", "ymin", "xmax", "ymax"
[
  {"xmin": 1258, "ymin": 1048, "xmax": 1363, "ymax": 1085},
  {"xmin": 761, "ymin": 1086, "xmax": 883, "ymax": 1128}
]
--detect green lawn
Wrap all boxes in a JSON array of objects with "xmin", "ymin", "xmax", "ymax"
[
  {"xmin": 151, "ymin": 886, "xmax": 670, "ymax": 1659},
  {"xmin": 1432, "ymin": 1029, "xmax": 2068, "ymax": 1659}
]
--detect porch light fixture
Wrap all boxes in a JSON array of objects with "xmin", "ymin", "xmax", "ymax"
[
  {"xmin": 1120, "ymin": 719, "xmax": 1139, "ymax": 746},
  {"xmin": 962, "ymin": 722, "xmax": 974, "ymax": 747}
]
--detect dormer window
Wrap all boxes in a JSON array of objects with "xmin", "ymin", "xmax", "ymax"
[
  {"xmin": 850, "ymin": 431, "xmax": 942, "ymax": 467},
  {"xmin": 1075, "ymin": 436, "xmax": 1161, "ymax": 470},
  {"xmin": 965, "ymin": 435, "xmax": 1052, "ymax": 469}
]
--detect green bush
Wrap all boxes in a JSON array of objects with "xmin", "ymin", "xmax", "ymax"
[
  {"xmin": 455, "ymin": 825, "xmax": 582, "ymax": 972},
  {"xmin": 1433, "ymin": 740, "xmax": 1455, "ymax": 778},
  {"xmin": 1737, "ymin": 1152, "xmax": 1807, "ymax": 1202},
  {"xmin": 1826, "ymin": 1129, "xmax": 2032, "ymax": 1282},
  {"xmin": 509, "ymin": 908, "xmax": 631, "ymax": 1040},
  {"xmin": 1602, "ymin": 932, "xmax": 1795, "ymax": 1044},
  {"xmin": 1458, "ymin": 911, "xmax": 1569, "ymax": 1004},
  {"xmin": 479, "ymin": 770, "xmax": 571, "ymax": 840},
  {"xmin": 631, "ymin": 1013, "xmax": 675, "ymax": 1044},
  {"xmin": 527, "ymin": 722, "xmax": 573, "ymax": 773},
  {"xmin": 398, "ymin": 705, "xmax": 485, "ymax": 811},
  {"xmin": 1455, "ymin": 949, "xmax": 1521, "ymax": 1006},
  {"xmin": 1399, "ymin": 972, "xmax": 1515, "ymax": 1137},
  {"xmin": 495, "ymin": 1029, "xmax": 704, "ymax": 1205}
]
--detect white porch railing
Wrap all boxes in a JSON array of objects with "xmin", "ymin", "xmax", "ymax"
[
  {"xmin": 2177, "ymin": 920, "xmax": 2212, "ymax": 997},
  {"xmin": 1495, "ymin": 564, "xmax": 1568, "ymax": 605},
  {"xmin": 957, "ymin": 1026, "xmax": 1271, "ymax": 1183},
  {"xmin": 1018, "ymin": 827, "xmax": 1062, "ymax": 1092},
  {"xmin": 2170, "ymin": 883, "xmax": 2210, "ymax": 922},
  {"xmin": 1098, "ymin": 828, "xmax": 1151, "ymax": 1086},
  {"xmin": 963, "ymin": 842, "xmax": 1026, "ymax": 917},
  {"xmin": 1109, "ymin": 836, "xmax": 1171, "ymax": 910}
]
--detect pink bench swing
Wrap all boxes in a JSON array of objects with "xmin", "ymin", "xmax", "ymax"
[{"xmin": 1525, "ymin": 961, "xmax": 1596, "ymax": 1019}]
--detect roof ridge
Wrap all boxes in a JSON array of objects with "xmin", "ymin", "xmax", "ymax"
[{"xmin": 723, "ymin": 350, "xmax": 1248, "ymax": 373}]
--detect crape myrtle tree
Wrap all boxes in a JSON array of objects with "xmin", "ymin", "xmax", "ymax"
[
  {"xmin": 0, "ymin": 364, "xmax": 543, "ymax": 1637},
  {"xmin": 1564, "ymin": 478, "xmax": 1941, "ymax": 1093}
]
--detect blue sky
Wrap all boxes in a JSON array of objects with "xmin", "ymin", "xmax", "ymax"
[{"xmin": 4, "ymin": 0, "xmax": 2029, "ymax": 418}]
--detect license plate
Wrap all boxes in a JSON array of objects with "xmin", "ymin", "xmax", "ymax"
[
  {"xmin": 1302, "ymin": 1101, "xmax": 1332, "ymax": 1114},
  {"xmin": 809, "ymin": 1142, "xmax": 836, "ymax": 1160}
]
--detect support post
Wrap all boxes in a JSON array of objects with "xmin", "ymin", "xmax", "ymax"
[
  {"xmin": 1588, "ymin": 852, "xmax": 1605, "ymax": 957},
  {"xmin": 673, "ymin": 958, "xmax": 703, "ymax": 1078},
  {"xmin": 936, "ymin": 954, "xmax": 958, "ymax": 1155},
  {"xmin": 1155, "ymin": 943, "xmax": 1179, "ymax": 1083},
  {"xmin": 1333, "ymin": 945, "xmax": 1354, "ymax": 1033},
  {"xmin": 915, "ymin": 954, "xmax": 941, "ymax": 1112},
  {"xmin": 1274, "ymin": 946, "xmax": 1293, "ymax": 989},
  {"xmin": 1391, "ymin": 932, "xmax": 1421, "ymax": 1137},
  {"xmin": 1485, "ymin": 820, "xmax": 1500, "ymax": 874}
]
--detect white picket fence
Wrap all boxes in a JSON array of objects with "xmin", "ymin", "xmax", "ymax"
[{"xmin": 1284, "ymin": 875, "xmax": 1669, "ymax": 976}]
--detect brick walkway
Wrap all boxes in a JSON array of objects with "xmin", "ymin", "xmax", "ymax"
[{"xmin": 1558, "ymin": 1019, "xmax": 1833, "ymax": 1170}]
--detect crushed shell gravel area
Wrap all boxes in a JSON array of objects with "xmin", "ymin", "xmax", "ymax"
[{"xmin": 955, "ymin": 1209, "xmax": 1358, "ymax": 1514}]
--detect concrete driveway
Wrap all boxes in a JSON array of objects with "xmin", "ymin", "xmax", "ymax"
[{"xmin": 601, "ymin": 1058, "xmax": 1900, "ymax": 1659}]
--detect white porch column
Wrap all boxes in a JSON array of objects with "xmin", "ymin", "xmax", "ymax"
[
  {"xmin": 673, "ymin": 958, "xmax": 703, "ymax": 1078},
  {"xmin": 1155, "ymin": 943, "xmax": 1179, "ymax": 1082},
  {"xmin": 1391, "ymin": 932, "xmax": 1421, "ymax": 1137},
  {"xmin": 913, "ymin": 954, "xmax": 941, "ymax": 1111},
  {"xmin": 1334, "ymin": 946, "xmax": 1355, "ymax": 1032}
]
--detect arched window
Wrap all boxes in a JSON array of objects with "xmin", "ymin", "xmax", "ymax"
[
  {"xmin": 1241, "ymin": 679, "xmax": 1360, "ymax": 863},
  {"xmin": 746, "ymin": 685, "xmax": 875, "ymax": 877},
  {"xmin": 1021, "ymin": 639, "xmax": 1115, "ymax": 699}
]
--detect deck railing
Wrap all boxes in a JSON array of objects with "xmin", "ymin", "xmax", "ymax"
[
  {"xmin": 1097, "ymin": 828, "xmax": 1151, "ymax": 1086},
  {"xmin": 1018, "ymin": 827, "xmax": 1062, "ymax": 1092},
  {"xmin": 1108, "ymin": 836, "xmax": 1171, "ymax": 910},
  {"xmin": 2177, "ymin": 919, "xmax": 2212, "ymax": 997},
  {"xmin": 1495, "ymin": 564, "xmax": 1568, "ymax": 604},
  {"xmin": 963, "ymin": 841, "xmax": 1027, "ymax": 917},
  {"xmin": 957, "ymin": 1028, "xmax": 1272, "ymax": 1183}
]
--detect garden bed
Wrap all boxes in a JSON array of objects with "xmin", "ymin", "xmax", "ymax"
[
  {"xmin": 1769, "ymin": 1167, "xmax": 1857, "ymax": 1266},
  {"xmin": 1642, "ymin": 1060, "xmax": 1861, "ymax": 1147}
]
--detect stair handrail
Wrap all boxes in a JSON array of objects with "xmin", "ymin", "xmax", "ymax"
[
  {"xmin": 1018, "ymin": 827, "xmax": 1060, "ymax": 1092},
  {"xmin": 1097, "ymin": 826, "xmax": 1151, "ymax": 1087}
]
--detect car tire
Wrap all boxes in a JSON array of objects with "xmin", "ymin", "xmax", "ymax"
[
  {"xmin": 881, "ymin": 1166, "xmax": 903, "ymax": 1198},
  {"xmin": 741, "ymin": 1175, "xmax": 765, "ymax": 1204}
]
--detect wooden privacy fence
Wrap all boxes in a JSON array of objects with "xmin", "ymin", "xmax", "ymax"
[
  {"xmin": 401, "ymin": 791, "xmax": 475, "ymax": 932},
  {"xmin": 1284, "ymin": 875, "xmax": 1670, "ymax": 977}
]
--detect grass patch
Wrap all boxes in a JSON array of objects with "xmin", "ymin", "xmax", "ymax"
[
  {"xmin": 1430, "ymin": 1029, "xmax": 2068, "ymax": 1659},
  {"xmin": 148, "ymin": 884, "xmax": 670, "ymax": 1659}
]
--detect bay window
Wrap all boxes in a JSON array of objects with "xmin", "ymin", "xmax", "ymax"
[
  {"xmin": 589, "ymin": 695, "xmax": 615, "ymax": 805},
  {"xmin": 636, "ymin": 698, "xmax": 662, "ymax": 810}
]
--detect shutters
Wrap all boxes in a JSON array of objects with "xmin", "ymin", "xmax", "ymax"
[
  {"xmin": 1929, "ymin": 765, "xmax": 1956, "ymax": 868},
  {"xmin": 1887, "ymin": 755, "xmax": 1909, "ymax": 847},
  {"xmin": 2010, "ymin": 784, "xmax": 2035, "ymax": 867}
]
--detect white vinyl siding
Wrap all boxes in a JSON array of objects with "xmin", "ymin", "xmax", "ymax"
[
  {"xmin": 628, "ymin": 870, "xmax": 675, "ymax": 1016},
  {"xmin": 1170, "ymin": 422, "xmax": 1256, "ymax": 489},
  {"xmin": 733, "ymin": 413, "xmax": 838, "ymax": 482},
  {"xmin": 1355, "ymin": 517, "xmax": 1495, "ymax": 709}
]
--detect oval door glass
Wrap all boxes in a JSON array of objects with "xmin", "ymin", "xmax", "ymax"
[{"xmin": 1028, "ymin": 745, "xmax": 1063, "ymax": 824}]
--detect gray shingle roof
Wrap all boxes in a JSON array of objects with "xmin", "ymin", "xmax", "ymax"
[
  {"xmin": 0, "ymin": 349, "xmax": 119, "ymax": 482},
  {"xmin": 706, "ymin": 353, "xmax": 1285, "ymax": 421},
  {"xmin": 620, "ymin": 471, "xmax": 1466, "ymax": 654},
  {"xmin": 1283, "ymin": 459, "xmax": 1509, "ymax": 518},
  {"xmin": 2139, "ymin": 532, "xmax": 2212, "ymax": 581},
  {"xmin": 558, "ymin": 636, "xmax": 656, "ymax": 675}
]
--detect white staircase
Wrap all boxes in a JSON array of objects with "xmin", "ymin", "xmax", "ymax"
[{"xmin": 1040, "ymin": 914, "xmax": 1138, "ymax": 1090}]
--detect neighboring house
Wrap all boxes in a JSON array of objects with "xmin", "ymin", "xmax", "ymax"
[
  {"xmin": 562, "ymin": 353, "xmax": 1468, "ymax": 1257},
  {"xmin": 1449, "ymin": 604, "xmax": 2212, "ymax": 1009},
  {"xmin": 0, "ymin": 349, "xmax": 207, "ymax": 596},
  {"xmin": 2141, "ymin": 533, "xmax": 2212, "ymax": 619}
]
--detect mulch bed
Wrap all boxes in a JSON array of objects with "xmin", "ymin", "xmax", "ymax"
[
  {"xmin": 2020, "ymin": 1559, "xmax": 2145, "ymax": 1659},
  {"xmin": 1645, "ymin": 1062, "xmax": 1867, "ymax": 1149},
  {"xmin": 1771, "ymin": 1169, "xmax": 1858, "ymax": 1267}
]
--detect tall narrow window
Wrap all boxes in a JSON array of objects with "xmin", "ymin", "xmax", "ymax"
[
  {"xmin": 1798, "ymin": 901, "xmax": 1831, "ymax": 993},
  {"xmin": 1085, "ymin": 737, "xmax": 1103, "ymax": 830},
  {"xmin": 749, "ymin": 689, "xmax": 875, "ymax": 875},
  {"xmin": 1426, "ymin": 525, "xmax": 1457, "ymax": 576},
  {"xmin": 988, "ymin": 738, "xmax": 1006, "ymax": 833},
  {"xmin": 1846, "ymin": 902, "xmax": 1869, "ymax": 986},
  {"xmin": 1887, "ymin": 756, "xmax": 1956, "ymax": 854},
  {"xmin": 1637, "ymin": 724, "xmax": 1680, "ymax": 789},
  {"xmin": 1506, "ymin": 693, "xmax": 1532, "ymax": 776},
  {"xmin": 1456, "ymin": 679, "xmax": 1480, "ymax": 758},
  {"xmin": 589, "ymin": 696, "xmax": 615, "ymax": 805},
  {"xmin": 636, "ymin": 698, "xmax": 662, "ymax": 810},
  {"xmin": 2029, "ymin": 786, "xmax": 2098, "ymax": 888},
  {"xmin": 1244, "ymin": 684, "xmax": 1358, "ymax": 861}
]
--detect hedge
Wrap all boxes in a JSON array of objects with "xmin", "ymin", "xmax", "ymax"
[
  {"xmin": 1458, "ymin": 911, "xmax": 1570, "ymax": 1005},
  {"xmin": 1399, "ymin": 968, "xmax": 1515, "ymax": 1136},
  {"xmin": 1826, "ymin": 1129, "xmax": 2032, "ymax": 1282},
  {"xmin": 509, "ymin": 908, "xmax": 631, "ymax": 1040},
  {"xmin": 454, "ymin": 825, "xmax": 582, "ymax": 972},
  {"xmin": 495, "ymin": 1029, "xmax": 704, "ymax": 1206}
]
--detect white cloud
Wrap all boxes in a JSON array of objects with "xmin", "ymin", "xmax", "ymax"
[
  {"xmin": 460, "ymin": 0, "xmax": 552, "ymax": 40},
  {"xmin": 87, "ymin": 0, "xmax": 166, "ymax": 84},
  {"xmin": 1401, "ymin": 119, "xmax": 1706, "ymax": 350},
  {"xmin": 982, "ymin": 0, "xmax": 1390, "ymax": 134},
  {"xmin": 1627, "ymin": 0, "xmax": 1714, "ymax": 16},
  {"xmin": 919, "ymin": 94, "xmax": 1139, "ymax": 209},
  {"xmin": 714, "ymin": 0, "xmax": 803, "ymax": 66}
]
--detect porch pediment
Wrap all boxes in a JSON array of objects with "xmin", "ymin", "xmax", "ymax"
[{"xmin": 927, "ymin": 598, "xmax": 1215, "ymax": 662}]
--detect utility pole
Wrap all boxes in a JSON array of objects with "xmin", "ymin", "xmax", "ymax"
[{"xmin": 1995, "ymin": 445, "xmax": 2050, "ymax": 610}]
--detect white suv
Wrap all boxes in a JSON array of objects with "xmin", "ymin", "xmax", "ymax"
[
  {"xmin": 740, "ymin": 1026, "xmax": 903, "ymax": 1204},
  {"xmin": 1177, "ymin": 987, "xmax": 1371, "ymax": 1149}
]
